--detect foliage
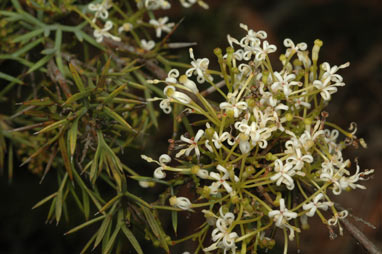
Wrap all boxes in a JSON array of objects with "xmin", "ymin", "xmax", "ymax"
[{"xmin": 0, "ymin": 0, "xmax": 376, "ymax": 254}]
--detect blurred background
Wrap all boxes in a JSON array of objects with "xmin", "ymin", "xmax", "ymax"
[{"xmin": 1, "ymin": 0, "xmax": 381, "ymax": 253}]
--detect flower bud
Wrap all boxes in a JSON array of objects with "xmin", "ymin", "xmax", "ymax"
[{"xmin": 312, "ymin": 39, "xmax": 323, "ymax": 63}]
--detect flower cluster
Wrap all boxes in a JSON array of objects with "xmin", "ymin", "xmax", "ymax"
[
  {"xmin": 88, "ymin": 0, "xmax": 208, "ymax": 45},
  {"xmin": 142, "ymin": 23, "xmax": 374, "ymax": 253}
]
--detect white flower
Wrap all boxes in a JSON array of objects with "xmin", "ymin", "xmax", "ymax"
[
  {"xmin": 271, "ymin": 71, "xmax": 301, "ymax": 98},
  {"xmin": 328, "ymin": 210, "xmax": 348, "ymax": 226},
  {"xmin": 270, "ymin": 159, "xmax": 296, "ymax": 190},
  {"xmin": 144, "ymin": 0, "xmax": 171, "ymax": 10},
  {"xmin": 185, "ymin": 48, "xmax": 212, "ymax": 83},
  {"xmin": 204, "ymin": 207, "xmax": 238, "ymax": 254},
  {"xmin": 254, "ymin": 40, "xmax": 277, "ymax": 61},
  {"xmin": 313, "ymin": 79, "xmax": 344, "ymax": 101},
  {"xmin": 140, "ymin": 39, "xmax": 155, "ymax": 51},
  {"xmin": 300, "ymin": 121, "xmax": 324, "ymax": 151},
  {"xmin": 118, "ymin": 23, "xmax": 133, "ymax": 33},
  {"xmin": 283, "ymin": 38, "xmax": 307, "ymax": 58},
  {"xmin": 179, "ymin": 0, "xmax": 197, "ymax": 8},
  {"xmin": 93, "ymin": 21, "xmax": 121, "ymax": 43},
  {"xmin": 286, "ymin": 148, "xmax": 313, "ymax": 170},
  {"xmin": 176, "ymin": 129, "xmax": 204, "ymax": 158},
  {"xmin": 139, "ymin": 181, "xmax": 151, "ymax": 188},
  {"xmin": 205, "ymin": 131, "xmax": 233, "ymax": 152},
  {"xmin": 141, "ymin": 154, "xmax": 171, "ymax": 179},
  {"xmin": 219, "ymin": 91, "xmax": 248, "ymax": 118},
  {"xmin": 321, "ymin": 62, "xmax": 349, "ymax": 83},
  {"xmin": 293, "ymin": 96, "xmax": 311, "ymax": 109},
  {"xmin": 303, "ymin": 193, "xmax": 333, "ymax": 217},
  {"xmin": 164, "ymin": 85, "xmax": 191, "ymax": 104},
  {"xmin": 235, "ymin": 119, "xmax": 268, "ymax": 149},
  {"xmin": 169, "ymin": 196, "xmax": 192, "ymax": 210},
  {"xmin": 165, "ymin": 69, "xmax": 180, "ymax": 83},
  {"xmin": 338, "ymin": 165, "xmax": 374, "ymax": 191},
  {"xmin": 209, "ymin": 165, "xmax": 239, "ymax": 194},
  {"xmin": 179, "ymin": 75, "xmax": 199, "ymax": 93},
  {"xmin": 268, "ymin": 198, "xmax": 298, "ymax": 240},
  {"xmin": 159, "ymin": 98, "xmax": 172, "ymax": 114},
  {"xmin": 149, "ymin": 16, "xmax": 174, "ymax": 38},
  {"xmin": 239, "ymin": 23, "xmax": 267, "ymax": 46},
  {"xmin": 88, "ymin": 0, "xmax": 111, "ymax": 22},
  {"xmin": 220, "ymin": 101, "xmax": 247, "ymax": 118}
]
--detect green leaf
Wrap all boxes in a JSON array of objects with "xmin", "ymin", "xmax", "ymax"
[
  {"xmin": 120, "ymin": 225, "xmax": 143, "ymax": 254},
  {"xmin": 97, "ymin": 194, "xmax": 122, "ymax": 215},
  {"xmin": 72, "ymin": 168, "xmax": 103, "ymax": 211},
  {"xmin": 0, "ymin": 72, "xmax": 23, "ymax": 84},
  {"xmin": 81, "ymin": 31, "xmax": 105, "ymax": 50},
  {"xmin": 103, "ymin": 106, "xmax": 136, "ymax": 133},
  {"xmin": 12, "ymin": 28, "xmax": 44, "ymax": 43},
  {"xmin": 41, "ymin": 48, "xmax": 57, "ymax": 55},
  {"xmin": 74, "ymin": 30, "xmax": 83, "ymax": 42},
  {"xmin": 172, "ymin": 210, "xmax": 178, "ymax": 234},
  {"xmin": 65, "ymin": 215, "xmax": 106, "ymax": 235},
  {"xmin": 142, "ymin": 206, "xmax": 169, "ymax": 253},
  {"xmin": 97, "ymin": 58, "xmax": 111, "ymax": 89},
  {"xmin": 68, "ymin": 117, "xmax": 79, "ymax": 157},
  {"xmin": 58, "ymin": 135, "xmax": 73, "ymax": 180},
  {"xmin": 80, "ymin": 233, "xmax": 97, "ymax": 254},
  {"xmin": 103, "ymin": 83, "xmax": 128, "ymax": 104},
  {"xmin": 103, "ymin": 223, "xmax": 121, "ymax": 254},
  {"xmin": 11, "ymin": 37, "xmax": 44, "ymax": 57},
  {"xmin": 82, "ymin": 188, "xmax": 90, "ymax": 220},
  {"xmin": 69, "ymin": 63, "xmax": 86, "ymax": 93},
  {"xmin": 26, "ymin": 54, "xmax": 53, "ymax": 74},
  {"xmin": 35, "ymin": 119, "xmax": 67, "ymax": 135},
  {"xmin": 62, "ymin": 90, "xmax": 91, "ymax": 105},
  {"xmin": 10, "ymin": 0, "xmax": 22, "ymax": 11},
  {"xmin": 55, "ymin": 173, "xmax": 68, "ymax": 225},
  {"xmin": 93, "ymin": 215, "xmax": 112, "ymax": 250},
  {"xmin": 135, "ymin": 72, "xmax": 158, "ymax": 128},
  {"xmin": 90, "ymin": 134, "xmax": 102, "ymax": 183},
  {"xmin": 32, "ymin": 192, "xmax": 57, "ymax": 210}
]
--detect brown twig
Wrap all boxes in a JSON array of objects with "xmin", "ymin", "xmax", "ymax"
[{"xmin": 341, "ymin": 218, "xmax": 381, "ymax": 254}]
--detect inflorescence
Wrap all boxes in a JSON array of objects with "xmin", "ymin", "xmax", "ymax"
[{"xmin": 142, "ymin": 23, "xmax": 374, "ymax": 253}]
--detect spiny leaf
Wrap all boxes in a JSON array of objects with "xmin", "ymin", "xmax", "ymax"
[
  {"xmin": 56, "ymin": 173, "xmax": 68, "ymax": 225},
  {"xmin": 172, "ymin": 210, "xmax": 178, "ymax": 234},
  {"xmin": 35, "ymin": 119, "xmax": 67, "ymax": 135},
  {"xmin": 103, "ymin": 83, "xmax": 128, "ymax": 104},
  {"xmin": 93, "ymin": 215, "xmax": 112, "ymax": 250},
  {"xmin": 62, "ymin": 90, "xmax": 91, "ymax": 105},
  {"xmin": 0, "ymin": 72, "xmax": 23, "ymax": 84},
  {"xmin": 97, "ymin": 194, "xmax": 122, "ymax": 215},
  {"xmin": 103, "ymin": 223, "xmax": 121, "ymax": 254},
  {"xmin": 97, "ymin": 58, "xmax": 111, "ymax": 89},
  {"xmin": 12, "ymin": 37, "xmax": 44, "ymax": 57},
  {"xmin": 103, "ymin": 106, "xmax": 136, "ymax": 133},
  {"xmin": 65, "ymin": 215, "xmax": 106, "ymax": 235},
  {"xmin": 58, "ymin": 134, "xmax": 73, "ymax": 180},
  {"xmin": 121, "ymin": 224, "xmax": 143, "ymax": 254},
  {"xmin": 26, "ymin": 54, "xmax": 53, "ymax": 74},
  {"xmin": 118, "ymin": 209, "xmax": 143, "ymax": 254},
  {"xmin": 20, "ymin": 126, "xmax": 65, "ymax": 167},
  {"xmin": 141, "ymin": 206, "xmax": 169, "ymax": 253},
  {"xmin": 12, "ymin": 28, "xmax": 44, "ymax": 44},
  {"xmin": 32, "ymin": 192, "xmax": 57, "ymax": 210},
  {"xmin": 69, "ymin": 63, "xmax": 86, "ymax": 92},
  {"xmin": 82, "ymin": 188, "xmax": 90, "ymax": 220},
  {"xmin": 72, "ymin": 167, "xmax": 103, "ymax": 211}
]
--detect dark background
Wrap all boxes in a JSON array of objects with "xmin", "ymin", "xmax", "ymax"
[{"xmin": 1, "ymin": 0, "xmax": 381, "ymax": 253}]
